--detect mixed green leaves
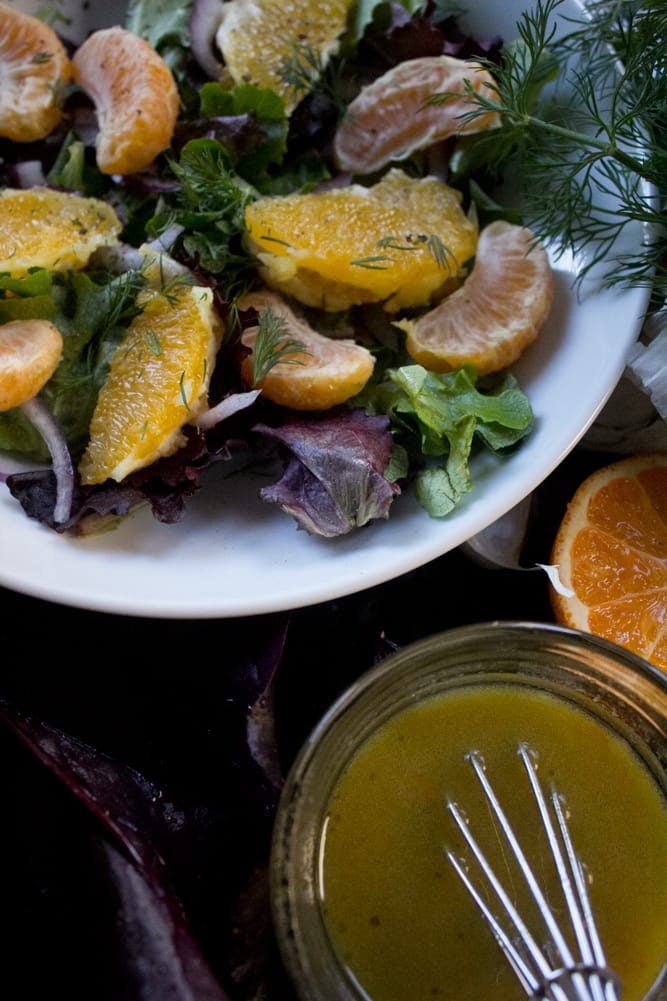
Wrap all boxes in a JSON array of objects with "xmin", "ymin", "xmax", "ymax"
[
  {"xmin": 359, "ymin": 365, "xmax": 533, "ymax": 516},
  {"xmin": 0, "ymin": 268, "xmax": 145, "ymax": 460}
]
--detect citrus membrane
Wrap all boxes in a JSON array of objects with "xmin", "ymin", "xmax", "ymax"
[
  {"xmin": 239, "ymin": 288, "xmax": 375, "ymax": 409},
  {"xmin": 72, "ymin": 26, "xmax": 180, "ymax": 175},
  {"xmin": 0, "ymin": 2, "xmax": 73, "ymax": 142},
  {"xmin": 334, "ymin": 55, "xmax": 501, "ymax": 176},
  {"xmin": 396, "ymin": 220, "xmax": 553, "ymax": 375}
]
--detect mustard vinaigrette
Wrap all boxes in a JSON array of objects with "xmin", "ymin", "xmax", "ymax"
[
  {"xmin": 320, "ymin": 684, "xmax": 667, "ymax": 1001},
  {"xmin": 270, "ymin": 624, "xmax": 667, "ymax": 1001}
]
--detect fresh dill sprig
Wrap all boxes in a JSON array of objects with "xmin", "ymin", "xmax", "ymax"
[
  {"xmin": 251, "ymin": 306, "xmax": 309, "ymax": 385},
  {"xmin": 428, "ymin": 0, "xmax": 667, "ymax": 292},
  {"xmin": 277, "ymin": 40, "xmax": 326, "ymax": 103}
]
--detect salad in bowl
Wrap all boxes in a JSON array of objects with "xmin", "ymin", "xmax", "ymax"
[{"xmin": 0, "ymin": 0, "xmax": 563, "ymax": 542}]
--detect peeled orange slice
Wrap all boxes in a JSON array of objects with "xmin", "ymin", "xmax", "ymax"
[
  {"xmin": 79, "ymin": 283, "xmax": 223, "ymax": 485},
  {"xmin": 550, "ymin": 453, "xmax": 667, "ymax": 671},
  {"xmin": 239, "ymin": 289, "xmax": 374, "ymax": 409},
  {"xmin": 244, "ymin": 168, "xmax": 478, "ymax": 312},
  {"xmin": 0, "ymin": 2, "xmax": 73, "ymax": 142},
  {"xmin": 0, "ymin": 186, "xmax": 122, "ymax": 276},
  {"xmin": 72, "ymin": 26, "xmax": 179, "ymax": 175},
  {"xmin": 334, "ymin": 55, "xmax": 501, "ymax": 176},
  {"xmin": 395, "ymin": 220, "xmax": 553, "ymax": 376},
  {"xmin": 215, "ymin": 0, "xmax": 351, "ymax": 114},
  {"xmin": 0, "ymin": 318, "xmax": 63, "ymax": 411}
]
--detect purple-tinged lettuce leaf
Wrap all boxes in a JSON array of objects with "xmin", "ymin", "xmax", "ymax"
[{"xmin": 253, "ymin": 409, "xmax": 400, "ymax": 537}]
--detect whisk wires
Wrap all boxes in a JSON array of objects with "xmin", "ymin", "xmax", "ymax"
[{"xmin": 445, "ymin": 744, "xmax": 621, "ymax": 1001}]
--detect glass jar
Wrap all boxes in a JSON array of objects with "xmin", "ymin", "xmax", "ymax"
[{"xmin": 270, "ymin": 621, "xmax": 667, "ymax": 1001}]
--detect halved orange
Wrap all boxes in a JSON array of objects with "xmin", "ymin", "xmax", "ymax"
[
  {"xmin": 72, "ymin": 26, "xmax": 179, "ymax": 175},
  {"xmin": 0, "ymin": 186, "xmax": 122, "ymax": 276},
  {"xmin": 0, "ymin": 318, "xmax": 63, "ymax": 411},
  {"xmin": 550, "ymin": 453, "xmax": 667, "ymax": 671},
  {"xmin": 239, "ymin": 288, "xmax": 374, "ymax": 409},
  {"xmin": 334, "ymin": 55, "xmax": 501, "ymax": 176},
  {"xmin": 79, "ymin": 283, "xmax": 223, "ymax": 485},
  {"xmin": 215, "ymin": 0, "xmax": 351, "ymax": 114},
  {"xmin": 0, "ymin": 2, "xmax": 73, "ymax": 142},
  {"xmin": 395, "ymin": 220, "xmax": 553, "ymax": 376},
  {"xmin": 243, "ymin": 168, "xmax": 478, "ymax": 312}
]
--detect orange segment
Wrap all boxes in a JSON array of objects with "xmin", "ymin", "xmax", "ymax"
[
  {"xmin": 243, "ymin": 168, "xmax": 478, "ymax": 312},
  {"xmin": 0, "ymin": 318, "xmax": 63, "ymax": 411},
  {"xmin": 239, "ymin": 289, "xmax": 374, "ymax": 409},
  {"xmin": 0, "ymin": 186, "xmax": 122, "ymax": 276},
  {"xmin": 79, "ymin": 283, "xmax": 223, "ymax": 485},
  {"xmin": 215, "ymin": 0, "xmax": 351, "ymax": 114},
  {"xmin": 550, "ymin": 453, "xmax": 667, "ymax": 671},
  {"xmin": 0, "ymin": 2, "xmax": 73, "ymax": 142},
  {"xmin": 395, "ymin": 220, "xmax": 553, "ymax": 376},
  {"xmin": 334, "ymin": 55, "xmax": 501, "ymax": 176},
  {"xmin": 72, "ymin": 26, "xmax": 179, "ymax": 175}
]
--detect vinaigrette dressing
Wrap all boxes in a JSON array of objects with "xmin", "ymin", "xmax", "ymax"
[{"xmin": 320, "ymin": 684, "xmax": 667, "ymax": 1001}]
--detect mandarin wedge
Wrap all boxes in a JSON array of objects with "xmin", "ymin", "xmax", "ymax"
[
  {"xmin": 0, "ymin": 2, "xmax": 73, "ymax": 142},
  {"xmin": 244, "ymin": 168, "xmax": 478, "ymax": 312},
  {"xmin": 72, "ymin": 26, "xmax": 179, "ymax": 175},
  {"xmin": 215, "ymin": 0, "xmax": 351, "ymax": 114},
  {"xmin": 334, "ymin": 55, "xmax": 501, "ymax": 176},
  {"xmin": 396, "ymin": 220, "xmax": 553, "ymax": 376},
  {"xmin": 0, "ymin": 187, "xmax": 122, "ymax": 276},
  {"xmin": 79, "ymin": 283, "xmax": 223, "ymax": 485},
  {"xmin": 239, "ymin": 289, "xmax": 374, "ymax": 409},
  {"xmin": 0, "ymin": 319, "xmax": 63, "ymax": 411},
  {"xmin": 550, "ymin": 453, "xmax": 667, "ymax": 671}
]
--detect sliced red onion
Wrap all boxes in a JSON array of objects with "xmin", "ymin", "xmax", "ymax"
[
  {"xmin": 190, "ymin": 0, "xmax": 226, "ymax": 79},
  {"xmin": 19, "ymin": 396, "xmax": 74, "ymax": 524},
  {"xmin": 194, "ymin": 389, "xmax": 261, "ymax": 430},
  {"xmin": 10, "ymin": 159, "xmax": 47, "ymax": 188},
  {"xmin": 144, "ymin": 222, "xmax": 185, "ymax": 255}
]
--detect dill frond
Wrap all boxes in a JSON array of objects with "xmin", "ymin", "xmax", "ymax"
[{"xmin": 251, "ymin": 306, "xmax": 309, "ymax": 385}]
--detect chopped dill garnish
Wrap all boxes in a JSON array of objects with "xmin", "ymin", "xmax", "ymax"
[
  {"xmin": 260, "ymin": 235, "xmax": 294, "ymax": 248},
  {"xmin": 179, "ymin": 371, "xmax": 190, "ymax": 409},
  {"xmin": 251, "ymin": 306, "xmax": 309, "ymax": 385},
  {"xmin": 277, "ymin": 40, "xmax": 325, "ymax": 102},
  {"xmin": 350, "ymin": 255, "xmax": 392, "ymax": 269}
]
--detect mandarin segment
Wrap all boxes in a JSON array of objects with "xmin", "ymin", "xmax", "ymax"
[
  {"xmin": 550, "ymin": 453, "xmax": 667, "ymax": 671},
  {"xmin": 0, "ymin": 2, "xmax": 73, "ymax": 142},
  {"xmin": 334, "ymin": 55, "xmax": 501, "ymax": 176},
  {"xmin": 243, "ymin": 169, "xmax": 478, "ymax": 312},
  {"xmin": 79, "ymin": 283, "xmax": 223, "ymax": 485},
  {"xmin": 0, "ymin": 318, "xmax": 63, "ymax": 411},
  {"xmin": 215, "ymin": 0, "xmax": 351, "ymax": 114},
  {"xmin": 0, "ymin": 186, "xmax": 122, "ymax": 276},
  {"xmin": 72, "ymin": 26, "xmax": 179, "ymax": 175},
  {"xmin": 587, "ymin": 476, "xmax": 667, "ymax": 557},
  {"xmin": 568, "ymin": 527, "xmax": 667, "ymax": 605},
  {"xmin": 396, "ymin": 220, "xmax": 553, "ymax": 376},
  {"xmin": 588, "ymin": 593, "xmax": 667, "ymax": 662},
  {"xmin": 239, "ymin": 289, "xmax": 374, "ymax": 410}
]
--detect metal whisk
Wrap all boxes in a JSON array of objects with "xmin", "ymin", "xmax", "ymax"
[{"xmin": 445, "ymin": 744, "xmax": 622, "ymax": 1001}]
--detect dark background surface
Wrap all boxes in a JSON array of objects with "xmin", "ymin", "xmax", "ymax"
[{"xmin": 0, "ymin": 445, "xmax": 618, "ymax": 999}]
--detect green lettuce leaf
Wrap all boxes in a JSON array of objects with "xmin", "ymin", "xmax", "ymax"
[{"xmin": 358, "ymin": 363, "xmax": 534, "ymax": 517}]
